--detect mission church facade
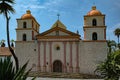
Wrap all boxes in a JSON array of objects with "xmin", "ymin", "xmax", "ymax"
[{"xmin": 15, "ymin": 6, "xmax": 107, "ymax": 74}]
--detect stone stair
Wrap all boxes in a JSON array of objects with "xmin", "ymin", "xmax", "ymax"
[{"xmin": 28, "ymin": 72, "xmax": 101, "ymax": 79}]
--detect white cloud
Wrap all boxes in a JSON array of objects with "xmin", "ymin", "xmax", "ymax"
[
  {"xmin": 29, "ymin": 5, "xmax": 46, "ymax": 9},
  {"xmin": 114, "ymin": 23, "xmax": 120, "ymax": 28},
  {"xmin": 17, "ymin": 0, "xmax": 83, "ymax": 14},
  {"xmin": 20, "ymin": 0, "xmax": 62, "ymax": 9}
]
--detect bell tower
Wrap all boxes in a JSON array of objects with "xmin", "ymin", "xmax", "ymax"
[
  {"xmin": 83, "ymin": 6, "xmax": 106, "ymax": 41},
  {"xmin": 16, "ymin": 10, "xmax": 40, "ymax": 41}
]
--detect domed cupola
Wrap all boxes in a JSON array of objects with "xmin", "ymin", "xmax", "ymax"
[
  {"xmin": 87, "ymin": 6, "xmax": 102, "ymax": 16},
  {"xmin": 21, "ymin": 10, "xmax": 35, "ymax": 19}
]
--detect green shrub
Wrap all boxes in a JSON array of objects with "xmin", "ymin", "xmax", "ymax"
[
  {"xmin": 95, "ymin": 50, "xmax": 120, "ymax": 80},
  {"xmin": 0, "ymin": 57, "xmax": 35, "ymax": 80}
]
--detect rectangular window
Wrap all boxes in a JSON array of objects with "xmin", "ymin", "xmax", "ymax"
[{"xmin": 56, "ymin": 31, "xmax": 59, "ymax": 36}]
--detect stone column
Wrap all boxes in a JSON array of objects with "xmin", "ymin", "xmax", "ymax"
[
  {"xmin": 69, "ymin": 42, "xmax": 73, "ymax": 72},
  {"xmin": 49, "ymin": 42, "xmax": 52, "ymax": 72},
  {"xmin": 63, "ymin": 42, "xmax": 67, "ymax": 72},
  {"xmin": 76, "ymin": 41, "xmax": 79, "ymax": 73},
  {"xmin": 43, "ymin": 42, "xmax": 46, "ymax": 72},
  {"xmin": 37, "ymin": 42, "xmax": 41, "ymax": 71}
]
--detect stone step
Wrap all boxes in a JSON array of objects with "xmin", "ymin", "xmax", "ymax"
[{"xmin": 28, "ymin": 72, "xmax": 100, "ymax": 79}]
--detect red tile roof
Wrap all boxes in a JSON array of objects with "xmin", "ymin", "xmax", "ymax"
[{"xmin": 0, "ymin": 47, "xmax": 12, "ymax": 56}]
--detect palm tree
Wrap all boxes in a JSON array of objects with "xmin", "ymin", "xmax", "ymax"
[
  {"xmin": 107, "ymin": 40, "xmax": 116, "ymax": 53},
  {"xmin": 114, "ymin": 28, "xmax": 120, "ymax": 44},
  {"xmin": 0, "ymin": 0, "xmax": 19, "ymax": 70}
]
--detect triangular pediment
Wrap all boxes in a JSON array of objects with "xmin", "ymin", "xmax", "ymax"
[
  {"xmin": 36, "ymin": 27, "xmax": 80, "ymax": 39},
  {"xmin": 51, "ymin": 20, "xmax": 66, "ymax": 29}
]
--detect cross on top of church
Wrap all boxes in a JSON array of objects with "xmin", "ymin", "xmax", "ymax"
[{"xmin": 57, "ymin": 13, "xmax": 60, "ymax": 20}]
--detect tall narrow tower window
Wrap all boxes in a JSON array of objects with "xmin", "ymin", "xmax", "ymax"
[
  {"xmin": 23, "ymin": 22, "xmax": 27, "ymax": 28},
  {"xmin": 92, "ymin": 19, "xmax": 97, "ymax": 26},
  {"xmin": 92, "ymin": 32, "xmax": 97, "ymax": 40},
  {"xmin": 56, "ymin": 31, "xmax": 59, "ymax": 36},
  {"xmin": 23, "ymin": 34, "xmax": 27, "ymax": 41}
]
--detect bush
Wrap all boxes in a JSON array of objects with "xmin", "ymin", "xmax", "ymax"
[
  {"xmin": 95, "ymin": 50, "xmax": 120, "ymax": 80},
  {"xmin": 0, "ymin": 57, "xmax": 35, "ymax": 80}
]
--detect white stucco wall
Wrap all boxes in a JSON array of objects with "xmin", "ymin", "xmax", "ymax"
[
  {"xmin": 79, "ymin": 41, "xmax": 107, "ymax": 74},
  {"xmin": 15, "ymin": 41, "xmax": 38, "ymax": 71},
  {"xmin": 15, "ymin": 40, "xmax": 107, "ymax": 74}
]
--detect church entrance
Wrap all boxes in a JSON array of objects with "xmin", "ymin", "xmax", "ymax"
[{"xmin": 53, "ymin": 60, "xmax": 62, "ymax": 72}]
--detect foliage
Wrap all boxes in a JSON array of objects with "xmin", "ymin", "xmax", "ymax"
[
  {"xmin": 0, "ymin": 0, "xmax": 15, "ymax": 15},
  {"xmin": 114, "ymin": 28, "xmax": 120, "ymax": 44},
  {"xmin": 0, "ymin": 0, "xmax": 19, "ymax": 70},
  {"xmin": 95, "ymin": 50, "xmax": 120, "ymax": 80},
  {"xmin": 0, "ymin": 39, "xmax": 6, "ymax": 47},
  {"xmin": 0, "ymin": 57, "xmax": 35, "ymax": 80},
  {"xmin": 107, "ymin": 40, "xmax": 116, "ymax": 53},
  {"xmin": 11, "ymin": 39, "xmax": 15, "ymax": 47},
  {"xmin": 11, "ymin": 39, "xmax": 15, "ymax": 43}
]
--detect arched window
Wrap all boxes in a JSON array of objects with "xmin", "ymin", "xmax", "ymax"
[
  {"xmin": 92, "ymin": 32, "xmax": 97, "ymax": 40},
  {"xmin": 23, "ymin": 22, "xmax": 27, "ymax": 28},
  {"xmin": 92, "ymin": 19, "xmax": 97, "ymax": 26},
  {"xmin": 23, "ymin": 34, "xmax": 26, "ymax": 41},
  {"xmin": 56, "ymin": 46, "xmax": 60, "ymax": 50}
]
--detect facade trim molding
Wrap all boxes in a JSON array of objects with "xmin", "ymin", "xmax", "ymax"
[
  {"xmin": 83, "ymin": 26, "xmax": 106, "ymax": 28},
  {"xmin": 83, "ymin": 40, "xmax": 107, "ymax": 42}
]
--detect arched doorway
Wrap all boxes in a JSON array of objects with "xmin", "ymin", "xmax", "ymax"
[{"xmin": 53, "ymin": 60, "xmax": 62, "ymax": 72}]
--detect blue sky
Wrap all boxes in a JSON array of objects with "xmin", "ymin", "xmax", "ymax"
[{"xmin": 0, "ymin": 0, "xmax": 120, "ymax": 43}]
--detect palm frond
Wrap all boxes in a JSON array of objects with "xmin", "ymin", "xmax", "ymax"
[
  {"xmin": 0, "ymin": 0, "xmax": 15, "ymax": 4},
  {"xmin": 0, "ymin": 2, "xmax": 15, "ymax": 14}
]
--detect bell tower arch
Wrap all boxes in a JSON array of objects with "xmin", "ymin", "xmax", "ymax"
[
  {"xmin": 83, "ymin": 6, "xmax": 106, "ymax": 41},
  {"xmin": 16, "ymin": 10, "xmax": 40, "ymax": 41}
]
